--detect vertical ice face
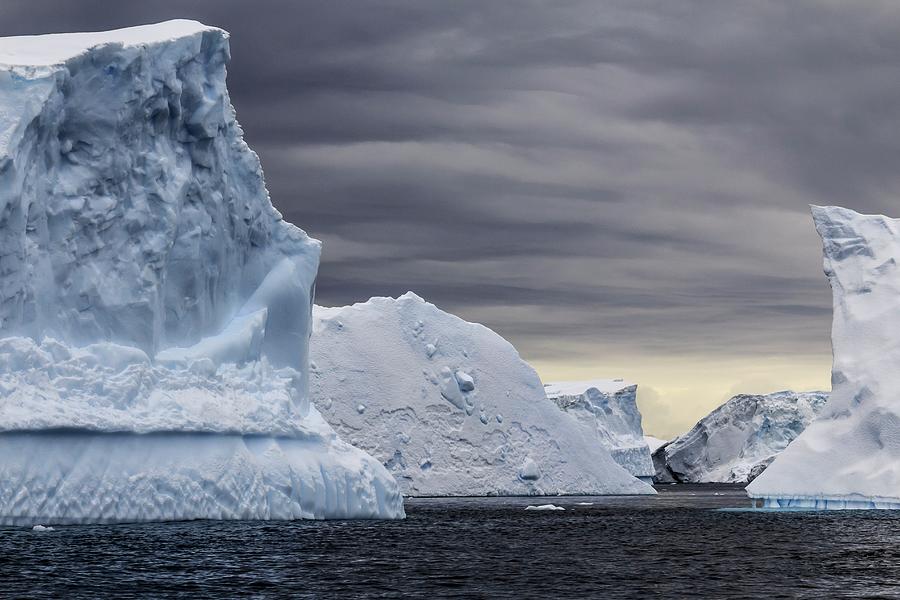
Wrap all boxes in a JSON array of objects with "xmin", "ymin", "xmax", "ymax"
[
  {"xmin": 544, "ymin": 380, "xmax": 655, "ymax": 480},
  {"xmin": 653, "ymin": 391, "xmax": 828, "ymax": 484},
  {"xmin": 0, "ymin": 21, "xmax": 404, "ymax": 523},
  {"xmin": 310, "ymin": 293, "xmax": 654, "ymax": 497},
  {"xmin": 748, "ymin": 206, "xmax": 900, "ymax": 509},
  {"xmin": 0, "ymin": 20, "xmax": 316, "ymax": 379}
]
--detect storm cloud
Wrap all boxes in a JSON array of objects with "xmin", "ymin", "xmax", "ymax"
[{"xmin": 4, "ymin": 1, "xmax": 897, "ymax": 434}]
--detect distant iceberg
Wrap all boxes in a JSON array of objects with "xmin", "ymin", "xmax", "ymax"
[
  {"xmin": 653, "ymin": 391, "xmax": 827, "ymax": 483},
  {"xmin": 0, "ymin": 21, "xmax": 403, "ymax": 524},
  {"xmin": 748, "ymin": 206, "xmax": 900, "ymax": 509},
  {"xmin": 310, "ymin": 293, "xmax": 654, "ymax": 497},
  {"xmin": 544, "ymin": 379, "xmax": 655, "ymax": 481}
]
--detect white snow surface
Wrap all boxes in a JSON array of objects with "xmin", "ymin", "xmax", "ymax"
[
  {"xmin": 310, "ymin": 293, "xmax": 654, "ymax": 497},
  {"xmin": 653, "ymin": 391, "xmax": 828, "ymax": 483},
  {"xmin": 0, "ymin": 21, "xmax": 403, "ymax": 523},
  {"xmin": 544, "ymin": 379, "xmax": 654, "ymax": 478},
  {"xmin": 748, "ymin": 206, "xmax": 900, "ymax": 508}
]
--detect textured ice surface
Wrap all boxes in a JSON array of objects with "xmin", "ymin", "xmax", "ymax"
[
  {"xmin": 310, "ymin": 293, "xmax": 654, "ymax": 497},
  {"xmin": 748, "ymin": 206, "xmax": 900, "ymax": 508},
  {"xmin": 0, "ymin": 21, "xmax": 403, "ymax": 523},
  {"xmin": 544, "ymin": 380, "xmax": 654, "ymax": 479},
  {"xmin": 653, "ymin": 391, "xmax": 827, "ymax": 483},
  {"xmin": 0, "ymin": 432, "xmax": 398, "ymax": 525}
]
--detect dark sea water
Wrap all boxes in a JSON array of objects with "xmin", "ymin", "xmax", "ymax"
[{"xmin": 3, "ymin": 484, "xmax": 900, "ymax": 599}]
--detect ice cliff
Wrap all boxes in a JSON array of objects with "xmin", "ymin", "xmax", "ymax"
[
  {"xmin": 0, "ymin": 21, "xmax": 404, "ymax": 523},
  {"xmin": 544, "ymin": 380, "xmax": 655, "ymax": 481},
  {"xmin": 653, "ymin": 391, "xmax": 827, "ymax": 484},
  {"xmin": 749, "ymin": 206, "xmax": 900, "ymax": 509},
  {"xmin": 310, "ymin": 293, "xmax": 654, "ymax": 497}
]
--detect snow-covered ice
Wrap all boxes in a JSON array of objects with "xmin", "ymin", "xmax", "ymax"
[
  {"xmin": 0, "ymin": 21, "xmax": 403, "ymax": 524},
  {"xmin": 749, "ymin": 206, "xmax": 900, "ymax": 509},
  {"xmin": 310, "ymin": 293, "xmax": 654, "ymax": 497},
  {"xmin": 31, "ymin": 525, "xmax": 53, "ymax": 531},
  {"xmin": 653, "ymin": 391, "xmax": 827, "ymax": 483},
  {"xmin": 525, "ymin": 504, "xmax": 565, "ymax": 511},
  {"xmin": 544, "ymin": 380, "xmax": 655, "ymax": 480}
]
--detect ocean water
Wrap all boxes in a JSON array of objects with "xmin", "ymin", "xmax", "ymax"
[{"xmin": 3, "ymin": 484, "xmax": 900, "ymax": 598}]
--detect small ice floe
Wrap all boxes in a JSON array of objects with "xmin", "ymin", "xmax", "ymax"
[
  {"xmin": 575, "ymin": 502, "xmax": 594, "ymax": 506},
  {"xmin": 525, "ymin": 504, "xmax": 565, "ymax": 511},
  {"xmin": 32, "ymin": 525, "xmax": 54, "ymax": 531}
]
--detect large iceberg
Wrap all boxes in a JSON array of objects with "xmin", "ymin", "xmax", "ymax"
[
  {"xmin": 749, "ymin": 206, "xmax": 900, "ymax": 509},
  {"xmin": 653, "ymin": 391, "xmax": 827, "ymax": 483},
  {"xmin": 310, "ymin": 293, "xmax": 654, "ymax": 497},
  {"xmin": 544, "ymin": 379, "xmax": 655, "ymax": 481},
  {"xmin": 0, "ymin": 21, "xmax": 404, "ymax": 523}
]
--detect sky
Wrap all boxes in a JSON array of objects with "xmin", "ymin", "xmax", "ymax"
[{"xmin": 5, "ymin": 1, "xmax": 899, "ymax": 437}]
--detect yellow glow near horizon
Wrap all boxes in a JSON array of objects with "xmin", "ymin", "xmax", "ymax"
[{"xmin": 531, "ymin": 353, "xmax": 832, "ymax": 439}]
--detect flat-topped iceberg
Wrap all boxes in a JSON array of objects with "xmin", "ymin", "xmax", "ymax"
[
  {"xmin": 544, "ymin": 379, "xmax": 655, "ymax": 481},
  {"xmin": 748, "ymin": 206, "xmax": 900, "ymax": 509},
  {"xmin": 310, "ymin": 293, "xmax": 654, "ymax": 497},
  {"xmin": 653, "ymin": 391, "xmax": 827, "ymax": 483},
  {"xmin": 0, "ymin": 20, "xmax": 403, "ymax": 523}
]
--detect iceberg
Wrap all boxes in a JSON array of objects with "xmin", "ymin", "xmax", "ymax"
[
  {"xmin": 652, "ymin": 391, "xmax": 827, "ymax": 483},
  {"xmin": 310, "ymin": 293, "xmax": 654, "ymax": 497},
  {"xmin": 544, "ymin": 379, "xmax": 655, "ymax": 481},
  {"xmin": 748, "ymin": 206, "xmax": 900, "ymax": 509},
  {"xmin": 0, "ymin": 21, "xmax": 404, "ymax": 524}
]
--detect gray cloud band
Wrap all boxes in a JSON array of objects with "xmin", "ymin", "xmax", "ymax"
[{"xmin": 6, "ymin": 0, "xmax": 890, "ymax": 362}]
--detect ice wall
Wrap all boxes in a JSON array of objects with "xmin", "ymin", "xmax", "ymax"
[
  {"xmin": 0, "ymin": 21, "xmax": 403, "ymax": 523},
  {"xmin": 544, "ymin": 380, "xmax": 655, "ymax": 480},
  {"xmin": 654, "ymin": 391, "xmax": 827, "ymax": 484},
  {"xmin": 310, "ymin": 293, "xmax": 654, "ymax": 497},
  {"xmin": 748, "ymin": 206, "xmax": 900, "ymax": 508}
]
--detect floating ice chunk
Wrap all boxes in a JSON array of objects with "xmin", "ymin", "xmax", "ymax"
[
  {"xmin": 525, "ymin": 504, "xmax": 564, "ymax": 511},
  {"xmin": 653, "ymin": 390, "xmax": 827, "ymax": 483},
  {"xmin": 748, "ymin": 206, "xmax": 900, "ymax": 509},
  {"xmin": 0, "ymin": 21, "xmax": 404, "ymax": 523},
  {"xmin": 32, "ymin": 525, "xmax": 54, "ymax": 531},
  {"xmin": 311, "ymin": 293, "xmax": 653, "ymax": 497},
  {"xmin": 545, "ymin": 379, "xmax": 654, "ymax": 479}
]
